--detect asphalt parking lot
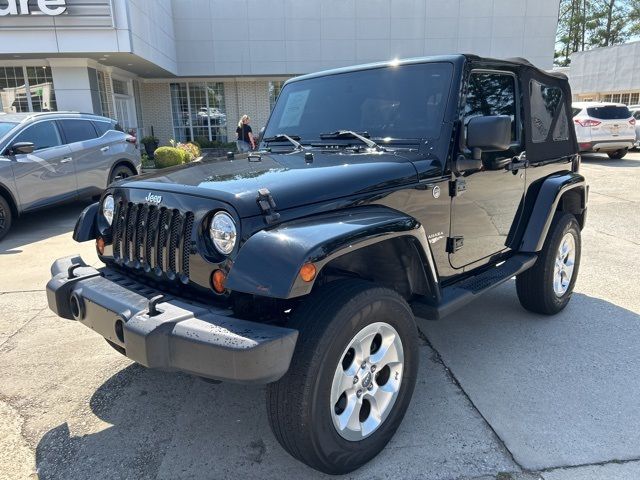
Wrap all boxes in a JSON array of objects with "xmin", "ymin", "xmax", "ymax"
[{"xmin": 1, "ymin": 153, "xmax": 639, "ymax": 480}]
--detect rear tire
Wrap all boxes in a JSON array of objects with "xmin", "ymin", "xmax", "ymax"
[
  {"xmin": 607, "ymin": 149, "xmax": 627, "ymax": 159},
  {"xmin": 108, "ymin": 164, "xmax": 136, "ymax": 186},
  {"xmin": 516, "ymin": 212, "xmax": 581, "ymax": 315},
  {"xmin": 266, "ymin": 280, "xmax": 419, "ymax": 474},
  {"xmin": 0, "ymin": 195, "xmax": 13, "ymax": 242}
]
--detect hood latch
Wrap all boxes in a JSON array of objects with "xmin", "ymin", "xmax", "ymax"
[{"xmin": 256, "ymin": 188, "xmax": 281, "ymax": 225}]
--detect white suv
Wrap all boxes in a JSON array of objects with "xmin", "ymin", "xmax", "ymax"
[{"xmin": 572, "ymin": 102, "xmax": 636, "ymax": 159}]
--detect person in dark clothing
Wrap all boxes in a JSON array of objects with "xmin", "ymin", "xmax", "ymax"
[{"xmin": 236, "ymin": 114, "xmax": 255, "ymax": 152}]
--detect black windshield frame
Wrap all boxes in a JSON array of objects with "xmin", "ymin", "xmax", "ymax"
[{"xmin": 264, "ymin": 62, "xmax": 454, "ymax": 144}]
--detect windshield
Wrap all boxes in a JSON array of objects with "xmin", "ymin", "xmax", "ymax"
[
  {"xmin": 265, "ymin": 62, "xmax": 453, "ymax": 142},
  {"xmin": 0, "ymin": 122, "xmax": 18, "ymax": 140},
  {"xmin": 587, "ymin": 106, "xmax": 631, "ymax": 120}
]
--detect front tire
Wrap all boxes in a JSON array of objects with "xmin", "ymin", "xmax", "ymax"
[
  {"xmin": 0, "ymin": 195, "xmax": 13, "ymax": 242},
  {"xmin": 607, "ymin": 149, "xmax": 627, "ymax": 159},
  {"xmin": 516, "ymin": 212, "xmax": 581, "ymax": 315},
  {"xmin": 266, "ymin": 280, "xmax": 419, "ymax": 474}
]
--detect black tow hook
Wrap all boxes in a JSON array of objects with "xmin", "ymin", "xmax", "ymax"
[
  {"xmin": 67, "ymin": 263, "xmax": 83, "ymax": 279},
  {"xmin": 147, "ymin": 295, "xmax": 165, "ymax": 317}
]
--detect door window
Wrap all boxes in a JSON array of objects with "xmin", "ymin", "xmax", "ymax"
[
  {"xmin": 13, "ymin": 121, "xmax": 62, "ymax": 151},
  {"xmin": 59, "ymin": 119, "xmax": 97, "ymax": 144},
  {"xmin": 464, "ymin": 72, "xmax": 518, "ymax": 142}
]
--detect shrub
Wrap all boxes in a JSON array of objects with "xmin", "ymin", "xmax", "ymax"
[
  {"xmin": 140, "ymin": 135, "xmax": 159, "ymax": 145},
  {"xmin": 154, "ymin": 147, "xmax": 184, "ymax": 168},
  {"xmin": 168, "ymin": 139, "xmax": 201, "ymax": 162}
]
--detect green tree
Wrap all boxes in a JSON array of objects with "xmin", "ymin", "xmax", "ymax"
[{"xmin": 555, "ymin": 0, "xmax": 640, "ymax": 66}]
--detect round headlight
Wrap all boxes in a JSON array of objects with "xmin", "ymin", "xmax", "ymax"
[
  {"xmin": 102, "ymin": 195, "xmax": 115, "ymax": 226},
  {"xmin": 209, "ymin": 211, "xmax": 237, "ymax": 255}
]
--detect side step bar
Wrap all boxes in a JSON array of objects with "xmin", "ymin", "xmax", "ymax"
[{"xmin": 411, "ymin": 253, "xmax": 537, "ymax": 321}]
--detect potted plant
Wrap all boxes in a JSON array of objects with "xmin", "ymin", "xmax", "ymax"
[{"xmin": 140, "ymin": 135, "xmax": 159, "ymax": 158}]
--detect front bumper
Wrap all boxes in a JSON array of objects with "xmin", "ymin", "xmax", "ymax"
[{"xmin": 46, "ymin": 255, "xmax": 298, "ymax": 384}]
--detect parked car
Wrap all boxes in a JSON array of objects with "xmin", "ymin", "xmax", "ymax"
[
  {"xmin": 627, "ymin": 104, "xmax": 640, "ymax": 148},
  {"xmin": 572, "ymin": 101, "xmax": 635, "ymax": 158},
  {"xmin": 0, "ymin": 111, "xmax": 140, "ymax": 241},
  {"xmin": 47, "ymin": 56, "xmax": 586, "ymax": 474},
  {"xmin": 196, "ymin": 107, "xmax": 226, "ymax": 126}
]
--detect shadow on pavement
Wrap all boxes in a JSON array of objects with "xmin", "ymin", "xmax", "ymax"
[
  {"xmin": 0, "ymin": 200, "xmax": 92, "ymax": 254},
  {"xmin": 580, "ymin": 153, "xmax": 640, "ymax": 167},
  {"xmin": 420, "ymin": 288, "xmax": 640, "ymax": 470}
]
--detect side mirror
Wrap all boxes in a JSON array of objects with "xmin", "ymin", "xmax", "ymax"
[
  {"xmin": 466, "ymin": 115, "xmax": 511, "ymax": 160},
  {"xmin": 9, "ymin": 142, "xmax": 35, "ymax": 155}
]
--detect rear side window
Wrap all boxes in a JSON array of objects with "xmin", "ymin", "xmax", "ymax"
[
  {"xmin": 92, "ymin": 120, "xmax": 113, "ymax": 137},
  {"xmin": 13, "ymin": 121, "xmax": 62, "ymax": 151},
  {"xmin": 572, "ymin": 108, "xmax": 582, "ymax": 117},
  {"xmin": 587, "ymin": 106, "xmax": 631, "ymax": 120},
  {"xmin": 529, "ymin": 80, "xmax": 569, "ymax": 143},
  {"xmin": 464, "ymin": 72, "xmax": 518, "ymax": 141},
  {"xmin": 633, "ymin": 111, "xmax": 640, "ymax": 120},
  {"xmin": 59, "ymin": 119, "xmax": 98, "ymax": 144}
]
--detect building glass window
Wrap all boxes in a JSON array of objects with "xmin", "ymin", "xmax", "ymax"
[
  {"xmin": 170, "ymin": 81, "xmax": 227, "ymax": 143},
  {"xmin": 268, "ymin": 80, "xmax": 285, "ymax": 111},
  {"xmin": 25, "ymin": 66, "xmax": 56, "ymax": 111},
  {"xmin": 112, "ymin": 78, "xmax": 128, "ymax": 95},
  {"xmin": 630, "ymin": 93, "xmax": 640, "ymax": 105},
  {"xmin": 97, "ymin": 70, "xmax": 111, "ymax": 118},
  {"xmin": 602, "ymin": 94, "xmax": 612, "ymax": 102},
  {"xmin": 611, "ymin": 93, "xmax": 621, "ymax": 103},
  {"xmin": 620, "ymin": 93, "xmax": 630, "ymax": 105},
  {"xmin": 0, "ymin": 66, "xmax": 57, "ymax": 113}
]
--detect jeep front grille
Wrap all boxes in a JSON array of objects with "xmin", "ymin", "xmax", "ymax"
[{"xmin": 112, "ymin": 202, "xmax": 194, "ymax": 282}]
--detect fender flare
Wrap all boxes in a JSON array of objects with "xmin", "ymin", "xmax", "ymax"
[
  {"xmin": 519, "ymin": 171, "xmax": 587, "ymax": 252},
  {"xmin": 225, "ymin": 206, "xmax": 439, "ymax": 299}
]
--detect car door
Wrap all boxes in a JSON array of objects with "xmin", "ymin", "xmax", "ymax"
[
  {"xmin": 58, "ymin": 119, "xmax": 105, "ymax": 198},
  {"xmin": 9, "ymin": 120, "xmax": 76, "ymax": 211},
  {"xmin": 449, "ymin": 70, "xmax": 526, "ymax": 270}
]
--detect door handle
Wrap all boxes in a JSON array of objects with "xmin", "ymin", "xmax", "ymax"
[
  {"xmin": 100, "ymin": 146, "xmax": 110, "ymax": 152},
  {"xmin": 61, "ymin": 157, "xmax": 73, "ymax": 163}
]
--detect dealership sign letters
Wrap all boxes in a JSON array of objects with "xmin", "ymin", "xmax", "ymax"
[{"xmin": 0, "ymin": 0, "xmax": 67, "ymax": 16}]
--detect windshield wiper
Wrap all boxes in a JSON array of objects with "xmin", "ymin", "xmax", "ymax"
[
  {"xmin": 319, "ymin": 130, "xmax": 385, "ymax": 151},
  {"xmin": 263, "ymin": 133, "xmax": 303, "ymax": 151}
]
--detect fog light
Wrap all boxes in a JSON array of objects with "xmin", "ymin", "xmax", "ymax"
[
  {"xmin": 211, "ymin": 269, "xmax": 226, "ymax": 294},
  {"xmin": 299, "ymin": 263, "xmax": 317, "ymax": 282},
  {"xmin": 96, "ymin": 237, "xmax": 105, "ymax": 255}
]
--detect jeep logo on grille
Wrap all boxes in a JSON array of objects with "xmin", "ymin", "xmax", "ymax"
[{"xmin": 145, "ymin": 193, "xmax": 162, "ymax": 205}]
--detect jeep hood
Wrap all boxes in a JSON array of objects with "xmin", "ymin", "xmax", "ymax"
[{"xmin": 122, "ymin": 150, "xmax": 420, "ymax": 218}]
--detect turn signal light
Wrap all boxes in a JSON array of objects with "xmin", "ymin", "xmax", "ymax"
[
  {"xmin": 211, "ymin": 269, "xmax": 226, "ymax": 293},
  {"xmin": 299, "ymin": 263, "xmax": 317, "ymax": 282},
  {"xmin": 96, "ymin": 237, "xmax": 105, "ymax": 255},
  {"xmin": 630, "ymin": 118, "xmax": 636, "ymax": 126}
]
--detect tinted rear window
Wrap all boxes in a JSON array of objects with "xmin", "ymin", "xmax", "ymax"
[
  {"xmin": 265, "ymin": 62, "xmax": 454, "ymax": 141},
  {"xmin": 587, "ymin": 106, "xmax": 631, "ymax": 120},
  {"xmin": 60, "ymin": 119, "xmax": 98, "ymax": 143},
  {"xmin": 92, "ymin": 120, "xmax": 113, "ymax": 137}
]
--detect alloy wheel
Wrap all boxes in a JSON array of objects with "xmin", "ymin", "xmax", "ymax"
[
  {"xmin": 330, "ymin": 322, "xmax": 404, "ymax": 441},
  {"xmin": 553, "ymin": 232, "xmax": 576, "ymax": 296}
]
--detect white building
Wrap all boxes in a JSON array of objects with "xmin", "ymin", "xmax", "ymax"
[
  {"xmin": 0, "ymin": 0, "xmax": 561, "ymax": 145},
  {"xmin": 568, "ymin": 42, "xmax": 640, "ymax": 105}
]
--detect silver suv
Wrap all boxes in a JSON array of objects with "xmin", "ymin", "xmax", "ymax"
[{"xmin": 0, "ymin": 111, "xmax": 140, "ymax": 240}]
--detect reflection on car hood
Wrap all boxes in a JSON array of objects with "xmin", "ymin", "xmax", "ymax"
[{"xmin": 122, "ymin": 149, "xmax": 421, "ymax": 217}]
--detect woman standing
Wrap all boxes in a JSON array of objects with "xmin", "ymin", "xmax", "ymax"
[{"xmin": 236, "ymin": 114, "xmax": 255, "ymax": 152}]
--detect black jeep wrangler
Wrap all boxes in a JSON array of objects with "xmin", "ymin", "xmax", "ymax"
[{"xmin": 47, "ymin": 55, "xmax": 587, "ymax": 475}]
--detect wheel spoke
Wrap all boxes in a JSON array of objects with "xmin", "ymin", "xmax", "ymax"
[
  {"xmin": 370, "ymin": 334, "xmax": 400, "ymax": 368},
  {"xmin": 337, "ymin": 394, "xmax": 361, "ymax": 433},
  {"xmin": 334, "ymin": 369, "xmax": 356, "ymax": 400}
]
